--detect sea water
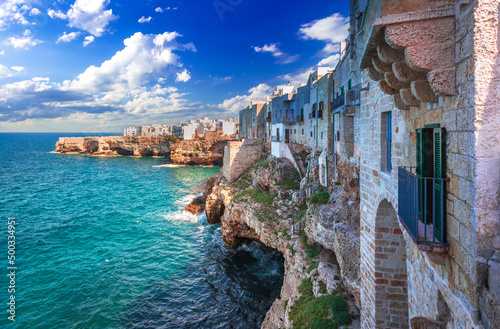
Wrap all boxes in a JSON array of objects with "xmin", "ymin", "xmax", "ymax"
[{"xmin": 0, "ymin": 133, "xmax": 284, "ymax": 329}]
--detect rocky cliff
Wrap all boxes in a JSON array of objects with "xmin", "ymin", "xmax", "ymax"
[
  {"xmin": 200, "ymin": 154, "xmax": 362, "ymax": 329},
  {"xmin": 55, "ymin": 136, "xmax": 235, "ymax": 166}
]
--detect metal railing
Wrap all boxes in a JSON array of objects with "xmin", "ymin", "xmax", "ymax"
[
  {"xmin": 398, "ymin": 166, "xmax": 448, "ymax": 246},
  {"xmin": 332, "ymin": 94, "xmax": 345, "ymax": 110},
  {"xmin": 283, "ymin": 116, "xmax": 296, "ymax": 124},
  {"xmin": 346, "ymin": 84, "xmax": 362, "ymax": 106},
  {"xmin": 297, "ymin": 114, "xmax": 304, "ymax": 123},
  {"xmin": 291, "ymin": 220, "xmax": 305, "ymax": 235}
]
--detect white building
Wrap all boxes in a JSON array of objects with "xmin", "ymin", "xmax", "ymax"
[{"xmin": 123, "ymin": 127, "xmax": 139, "ymax": 137}]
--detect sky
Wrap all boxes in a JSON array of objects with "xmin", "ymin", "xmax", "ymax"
[{"xmin": 0, "ymin": 0, "xmax": 350, "ymax": 133}]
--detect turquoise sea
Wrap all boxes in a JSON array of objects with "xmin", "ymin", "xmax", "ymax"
[{"xmin": 0, "ymin": 133, "xmax": 284, "ymax": 329}]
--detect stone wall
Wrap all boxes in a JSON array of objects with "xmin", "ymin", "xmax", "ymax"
[
  {"xmin": 222, "ymin": 139, "xmax": 265, "ymax": 183},
  {"xmin": 357, "ymin": 1, "xmax": 499, "ymax": 328}
]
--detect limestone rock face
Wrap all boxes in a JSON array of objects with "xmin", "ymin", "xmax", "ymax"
[
  {"xmin": 204, "ymin": 171, "xmax": 232, "ymax": 224},
  {"xmin": 252, "ymin": 156, "xmax": 298, "ymax": 193},
  {"xmin": 203, "ymin": 155, "xmax": 360, "ymax": 329},
  {"xmin": 169, "ymin": 139, "xmax": 231, "ymax": 166},
  {"xmin": 55, "ymin": 136, "xmax": 170, "ymax": 157},
  {"xmin": 185, "ymin": 196, "xmax": 205, "ymax": 215}
]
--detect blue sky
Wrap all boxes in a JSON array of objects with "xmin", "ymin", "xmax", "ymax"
[{"xmin": 0, "ymin": 0, "xmax": 349, "ymax": 132}]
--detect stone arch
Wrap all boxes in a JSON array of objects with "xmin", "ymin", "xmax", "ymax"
[{"xmin": 374, "ymin": 199, "xmax": 409, "ymax": 327}]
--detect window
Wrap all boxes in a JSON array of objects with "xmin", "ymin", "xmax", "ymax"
[
  {"xmin": 277, "ymin": 128, "xmax": 280, "ymax": 141},
  {"xmin": 348, "ymin": 79, "xmax": 352, "ymax": 90},
  {"xmin": 381, "ymin": 111, "xmax": 392, "ymax": 172},
  {"xmin": 312, "ymin": 103, "xmax": 317, "ymax": 118},
  {"xmin": 310, "ymin": 131, "xmax": 313, "ymax": 137},
  {"xmin": 302, "ymin": 129, "xmax": 304, "ymax": 135},
  {"xmin": 294, "ymin": 129, "xmax": 296, "ymax": 134},
  {"xmin": 340, "ymin": 86, "xmax": 344, "ymax": 95},
  {"xmin": 416, "ymin": 126, "xmax": 446, "ymax": 239},
  {"xmin": 321, "ymin": 132, "xmax": 324, "ymax": 139}
]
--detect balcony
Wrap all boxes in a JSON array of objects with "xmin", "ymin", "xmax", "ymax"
[
  {"xmin": 297, "ymin": 114, "xmax": 304, "ymax": 123},
  {"xmin": 271, "ymin": 136, "xmax": 280, "ymax": 142},
  {"xmin": 398, "ymin": 166, "xmax": 449, "ymax": 252},
  {"xmin": 346, "ymin": 84, "xmax": 362, "ymax": 106},
  {"xmin": 331, "ymin": 94, "xmax": 345, "ymax": 111},
  {"xmin": 283, "ymin": 116, "xmax": 296, "ymax": 125}
]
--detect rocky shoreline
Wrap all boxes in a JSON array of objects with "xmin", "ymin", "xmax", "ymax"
[
  {"xmin": 188, "ymin": 154, "xmax": 361, "ymax": 328},
  {"xmin": 54, "ymin": 136, "xmax": 235, "ymax": 166}
]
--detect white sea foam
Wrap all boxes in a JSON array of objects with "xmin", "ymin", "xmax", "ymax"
[
  {"xmin": 163, "ymin": 210, "xmax": 199, "ymax": 223},
  {"xmin": 152, "ymin": 164, "xmax": 183, "ymax": 168}
]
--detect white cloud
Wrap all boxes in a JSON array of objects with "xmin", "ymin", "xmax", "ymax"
[
  {"xmin": 57, "ymin": 31, "xmax": 81, "ymax": 43},
  {"xmin": 0, "ymin": 32, "xmax": 199, "ymax": 125},
  {"xmin": 29, "ymin": 8, "xmax": 40, "ymax": 16},
  {"xmin": 0, "ymin": 64, "xmax": 23, "ymax": 79},
  {"xmin": 218, "ymin": 83, "xmax": 271, "ymax": 113},
  {"xmin": 23, "ymin": 29, "xmax": 31, "ymax": 36},
  {"xmin": 138, "ymin": 16, "xmax": 152, "ymax": 23},
  {"xmin": 4, "ymin": 35, "xmax": 42, "ymax": 49},
  {"xmin": 0, "ymin": 50, "xmax": 4, "ymax": 55},
  {"xmin": 254, "ymin": 43, "xmax": 299, "ymax": 64},
  {"xmin": 175, "ymin": 69, "xmax": 191, "ymax": 82},
  {"xmin": 299, "ymin": 13, "xmax": 349, "ymax": 44},
  {"xmin": 67, "ymin": 32, "xmax": 195, "ymax": 99},
  {"xmin": 83, "ymin": 35, "xmax": 94, "ymax": 46},
  {"xmin": 48, "ymin": 0, "xmax": 117, "ymax": 37},
  {"xmin": 47, "ymin": 9, "xmax": 67, "ymax": 19},
  {"xmin": 318, "ymin": 54, "xmax": 340, "ymax": 67},
  {"xmin": 155, "ymin": 7, "xmax": 164, "ymax": 13},
  {"xmin": 0, "ymin": 0, "xmax": 34, "ymax": 29},
  {"xmin": 299, "ymin": 13, "xmax": 349, "ymax": 67}
]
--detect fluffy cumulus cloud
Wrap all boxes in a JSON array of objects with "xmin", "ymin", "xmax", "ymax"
[
  {"xmin": 0, "ymin": 0, "xmax": 38, "ymax": 30},
  {"xmin": 155, "ymin": 7, "xmax": 164, "ymax": 13},
  {"xmin": 0, "ymin": 64, "xmax": 23, "ymax": 79},
  {"xmin": 254, "ymin": 43, "xmax": 299, "ymax": 64},
  {"xmin": 218, "ymin": 83, "xmax": 271, "ymax": 113},
  {"xmin": 138, "ymin": 16, "xmax": 151, "ymax": 23},
  {"xmin": 48, "ymin": 0, "xmax": 117, "ymax": 37},
  {"xmin": 175, "ymin": 69, "xmax": 190, "ymax": 82},
  {"xmin": 56, "ymin": 31, "xmax": 81, "ymax": 43},
  {"xmin": 299, "ymin": 13, "xmax": 349, "ymax": 66},
  {"xmin": 4, "ymin": 35, "xmax": 42, "ymax": 49},
  {"xmin": 0, "ymin": 32, "xmax": 197, "ymax": 123},
  {"xmin": 83, "ymin": 35, "xmax": 94, "ymax": 46}
]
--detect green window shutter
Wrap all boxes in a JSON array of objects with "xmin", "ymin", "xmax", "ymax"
[
  {"xmin": 433, "ymin": 127, "xmax": 446, "ymax": 242},
  {"xmin": 416, "ymin": 128, "xmax": 431, "ymax": 223},
  {"xmin": 348, "ymin": 79, "xmax": 352, "ymax": 90},
  {"xmin": 341, "ymin": 86, "xmax": 344, "ymax": 95}
]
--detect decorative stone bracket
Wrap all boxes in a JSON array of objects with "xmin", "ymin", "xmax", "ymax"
[{"xmin": 361, "ymin": 9, "xmax": 456, "ymax": 110}]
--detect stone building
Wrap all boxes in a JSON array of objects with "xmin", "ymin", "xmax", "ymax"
[
  {"xmin": 354, "ymin": 0, "xmax": 500, "ymax": 328},
  {"xmin": 239, "ymin": 100, "xmax": 267, "ymax": 140}
]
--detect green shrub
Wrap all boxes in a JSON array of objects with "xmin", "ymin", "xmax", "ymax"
[
  {"xmin": 288, "ymin": 244, "xmax": 295, "ymax": 256},
  {"xmin": 310, "ymin": 191, "xmax": 329, "ymax": 204},
  {"xmin": 296, "ymin": 210, "xmax": 307, "ymax": 220},
  {"xmin": 307, "ymin": 261, "xmax": 318, "ymax": 274},
  {"xmin": 257, "ymin": 214, "xmax": 265, "ymax": 222},
  {"xmin": 318, "ymin": 282, "xmax": 327, "ymax": 294},
  {"xmin": 299, "ymin": 233, "xmax": 308, "ymax": 245},
  {"xmin": 169, "ymin": 135, "xmax": 178, "ymax": 142},
  {"xmin": 286, "ymin": 235, "xmax": 291, "ymax": 241},
  {"xmin": 288, "ymin": 294, "xmax": 353, "ymax": 329},
  {"xmin": 333, "ymin": 275, "xmax": 339, "ymax": 280},
  {"xmin": 305, "ymin": 244, "xmax": 322, "ymax": 260},
  {"xmin": 193, "ymin": 147, "xmax": 200, "ymax": 152},
  {"xmin": 277, "ymin": 172, "xmax": 301, "ymax": 190},
  {"xmin": 233, "ymin": 189, "xmax": 276, "ymax": 205},
  {"xmin": 273, "ymin": 229, "xmax": 278, "ymax": 235},
  {"xmin": 299, "ymin": 278, "xmax": 313, "ymax": 297}
]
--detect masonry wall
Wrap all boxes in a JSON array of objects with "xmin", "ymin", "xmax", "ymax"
[
  {"xmin": 358, "ymin": 1, "xmax": 496, "ymax": 328},
  {"xmin": 222, "ymin": 139, "xmax": 264, "ymax": 183}
]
